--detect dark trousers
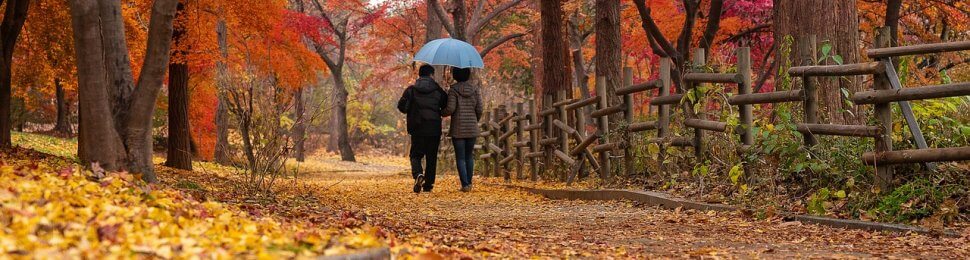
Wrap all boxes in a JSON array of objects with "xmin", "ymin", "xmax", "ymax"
[
  {"xmin": 410, "ymin": 135, "xmax": 441, "ymax": 190},
  {"xmin": 452, "ymin": 137, "xmax": 476, "ymax": 187}
]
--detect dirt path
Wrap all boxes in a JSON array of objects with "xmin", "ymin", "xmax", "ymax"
[{"xmin": 298, "ymin": 156, "xmax": 968, "ymax": 258}]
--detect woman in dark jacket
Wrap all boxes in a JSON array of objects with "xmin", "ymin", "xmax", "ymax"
[{"xmin": 442, "ymin": 67, "xmax": 482, "ymax": 192}]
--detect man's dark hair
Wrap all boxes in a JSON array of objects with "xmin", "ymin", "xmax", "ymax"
[
  {"xmin": 418, "ymin": 65, "xmax": 435, "ymax": 77},
  {"xmin": 452, "ymin": 67, "xmax": 471, "ymax": 82}
]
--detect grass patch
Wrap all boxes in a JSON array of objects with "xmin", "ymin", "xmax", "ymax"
[{"xmin": 11, "ymin": 131, "xmax": 78, "ymax": 161}]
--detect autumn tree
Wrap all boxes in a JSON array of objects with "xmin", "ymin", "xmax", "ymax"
[
  {"xmin": 165, "ymin": 1, "xmax": 192, "ymax": 170},
  {"xmin": 774, "ymin": 0, "xmax": 862, "ymax": 124},
  {"xmin": 12, "ymin": 0, "xmax": 76, "ymax": 135},
  {"xmin": 214, "ymin": 18, "xmax": 231, "ymax": 164},
  {"xmin": 69, "ymin": 0, "xmax": 179, "ymax": 182},
  {"xmin": 630, "ymin": 0, "xmax": 724, "ymax": 91},
  {"xmin": 595, "ymin": 0, "xmax": 621, "ymax": 109},
  {"xmin": 0, "ymin": 0, "xmax": 30, "ymax": 147},
  {"xmin": 425, "ymin": 0, "xmax": 442, "ymax": 42},
  {"xmin": 539, "ymin": 0, "xmax": 570, "ymax": 99},
  {"xmin": 566, "ymin": 3, "xmax": 592, "ymax": 113},
  {"xmin": 295, "ymin": 0, "xmax": 385, "ymax": 162},
  {"xmin": 427, "ymin": 0, "xmax": 525, "ymax": 57}
]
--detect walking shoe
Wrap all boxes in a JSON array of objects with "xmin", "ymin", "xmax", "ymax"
[
  {"xmin": 459, "ymin": 186, "xmax": 470, "ymax": 192},
  {"xmin": 422, "ymin": 187, "xmax": 433, "ymax": 193},
  {"xmin": 413, "ymin": 174, "xmax": 424, "ymax": 193}
]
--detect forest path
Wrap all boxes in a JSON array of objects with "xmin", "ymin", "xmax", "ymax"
[{"xmin": 296, "ymin": 156, "xmax": 968, "ymax": 258}]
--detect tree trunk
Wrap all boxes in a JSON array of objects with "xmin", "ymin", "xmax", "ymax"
[
  {"xmin": 594, "ymin": 0, "xmax": 621, "ymax": 109},
  {"xmin": 426, "ymin": 0, "xmax": 442, "ymax": 43},
  {"xmin": 329, "ymin": 67, "xmax": 356, "ymax": 162},
  {"xmin": 774, "ymin": 0, "xmax": 862, "ymax": 124},
  {"xmin": 70, "ymin": 0, "xmax": 129, "ymax": 170},
  {"xmin": 0, "ymin": 53, "xmax": 12, "ymax": 147},
  {"xmin": 71, "ymin": 0, "xmax": 180, "ymax": 182},
  {"xmin": 53, "ymin": 78, "xmax": 72, "ymax": 134},
  {"xmin": 539, "ymin": 0, "xmax": 571, "ymax": 96},
  {"xmin": 568, "ymin": 12, "xmax": 593, "ymax": 122},
  {"xmin": 885, "ymin": 0, "xmax": 902, "ymax": 47},
  {"xmin": 214, "ymin": 19, "xmax": 231, "ymax": 164},
  {"xmin": 293, "ymin": 86, "xmax": 306, "ymax": 162},
  {"xmin": 451, "ymin": 0, "xmax": 467, "ymax": 41},
  {"xmin": 529, "ymin": 0, "xmax": 542, "ymax": 98},
  {"xmin": 0, "ymin": 0, "xmax": 30, "ymax": 147},
  {"xmin": 165, "ymin": 3, "xmax": 192, "ymax": 170}
]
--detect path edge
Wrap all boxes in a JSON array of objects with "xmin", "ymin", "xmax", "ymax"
[
  {"xmin": 318, "ymin": 247, "xmax": 391, "ymax": 260},
  {"xmin": 501, "ymin": 184, "xmax": 958, "ymax": 237}
]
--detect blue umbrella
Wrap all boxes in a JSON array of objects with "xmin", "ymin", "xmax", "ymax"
[{"xmin": 414, "ymin": 38, "xmax": 484, "ymax": 68}]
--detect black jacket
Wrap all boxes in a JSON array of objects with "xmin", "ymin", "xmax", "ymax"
[{"xmin": 398, "ymin": 76, "xmax": 448, "ymax": 136}]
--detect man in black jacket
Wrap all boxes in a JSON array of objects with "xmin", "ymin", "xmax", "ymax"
[{"xmin": 397, "ymin": 65, "xmax": 448, "ymax": 193}]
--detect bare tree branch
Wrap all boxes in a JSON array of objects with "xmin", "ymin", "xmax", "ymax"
[
  {"xmin": 469, "ymin": 0, "xmax": 487, "ymax": 30},
  {"xmin": 428, "ymin": 0, "xmax": 457, "ymax": 37},
  {"xmin": 698, "ymin": 0, "xmax": 724, "ymax": 52},
  {"xmin": 631, "ymin": 0, "xmax": 678, "ymax": 61},
  {"xmin": 720, "ymin": 23, "xmax": 770, "ymax": 44},
  {"xmin": 467, "ymin": 0, "xmax": 523, "ymax": 38},
  {"xmin": 480, "ymin": 32, "xmax": 526, "ymax": 58}
]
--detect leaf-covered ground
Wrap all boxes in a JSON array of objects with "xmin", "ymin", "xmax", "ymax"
[
  {"xmin": 1, "ymin": 135, "xmax": 383, "ymax": 258},
  {"xmin": 296, "ymin": 156, "xmax": 970, "ymax": 258},
  {"xmin": 5, "ymin": 132, "xmax": 970, "ymax": 258}
]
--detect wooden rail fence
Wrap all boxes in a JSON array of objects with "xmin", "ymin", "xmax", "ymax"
[{"xmin": 468, "ymin": 31, "xmax": 970, "ymax": 190}]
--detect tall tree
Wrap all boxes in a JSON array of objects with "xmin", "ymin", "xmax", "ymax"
[
  {"xmin": 428, "ymin": 0, "xmax": 526, "ymax": 57},
  {"xmin": 166, "ymin": 1, "xmax": 192, "ymax": 170},
  {"xmin": 0, "ymin": 0, "xmax": 30, "ymax": 147},
  {"xmin": 568, "ymin": 9, "xmax": 591, "ymax": 103},
  {"xmin": 774, "ymin": 0, "xmax": 862, "ymax": 124},
  {"xmin": 70, "ymin": 0, "xmax": 180, "ymax": 182},
  {"xmin": 884, "ymin": 0, "xmax": 902, "ymax": 47},
  {"xmin": 298, "ymin": 0, "xmax": 385, "ymax": 162},
  {"xmin": 539, "ymin": 0, "xmax": 570, "ymax": 97},
  {"xmin": 631, "ymin": 0, "xmax": 725, "ymax": 93},
  {"xmin": 425, "ymin": 0, "xmax": 442, "ymax": 43},
  {"xmin": 594, "ymin": 0, "xmax": 621, "ymax": 108},
  {"xmin": 213, "ymin": 18, "xmax": 231, "ymax": 164},
  {"xmin": 292, "ymin": 86, "xmax": 306, "ymax": 162},
  {"xmin": 53, "ymin": 79, "xmax": 71, "ymax": 134}
]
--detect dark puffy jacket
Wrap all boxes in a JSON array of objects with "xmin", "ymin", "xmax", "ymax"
[
  {"xmin": 442, "ymin": 81, "xmax": 482, "ymax": 138},
  {"xmin": 397, "ymin": 77, "xmax": 447, "ymax": 136}
]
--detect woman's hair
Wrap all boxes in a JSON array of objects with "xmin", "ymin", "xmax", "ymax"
[{"xmin": 452, "ymin": 67, "xmax": 471, "ymax": 82}]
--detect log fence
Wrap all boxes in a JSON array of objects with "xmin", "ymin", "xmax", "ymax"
[{"xmin": 467, "ymin": 33, "xmax": 970, "ymax": 191}]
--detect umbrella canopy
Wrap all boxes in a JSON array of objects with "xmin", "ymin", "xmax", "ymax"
[{"xmin": 413, "ymin": 38, "xmax": 484, "ymax": 68}]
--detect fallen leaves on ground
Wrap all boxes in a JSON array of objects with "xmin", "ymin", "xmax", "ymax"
[
  {"xmin": 296, "ymin": 158, "xmax": 970, "ymax": 258},
  {"xmin": 0, "ymin": 154, "xmax": 383, "ymax": 258},
  {"xmin": 5, "ymin": 134, "xmax": 970, "ymax": 258}
]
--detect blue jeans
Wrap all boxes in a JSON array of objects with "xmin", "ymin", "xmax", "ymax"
[{"xmin": 452, "ymin": 138, "xmax": 476, "ymax": 187}]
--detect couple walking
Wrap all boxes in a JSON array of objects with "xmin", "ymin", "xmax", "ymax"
[{"xmin": 397, "ymin": 65, "xmax": 482, "ymax": 193}]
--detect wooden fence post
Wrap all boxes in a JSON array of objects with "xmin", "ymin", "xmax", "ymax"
[
  {"xmin": 557, "ymin": 90, "xmax": 570, "ymax": 180},
  {"xmin": 502, "ymin": 104, "xmax": 512, "ymax": 181},
  {"xmin": 622, "ymin": 67, "xmax": 635, "ymax": 177},
  {"xmin": 873, "ymin": 28, "xmax": 895, "ymax": 191},
  {"xmin": 658, "ymin": 58, "xmax": 671, "ymax": 167},
  {"xmin": 596, "ymin": 76, "xmax": 612, "ymax": 179},
  {"xmin": 515, "ymin": 102, "xmax": 525, "ymax": 180},
  {"xmin": 481, "ymin": 111, "xmax": 492, "ymax": 176},
  {"xmin": 692, "ymin": 49, "xmax": 706, "ymax": 159},
  {"xmin": 799, "ymin": 35, "xmax": 819, "ymax": 146},
  {"xmin": 528, "ymin": 99, "xmax": 540, "ymax": 181},
  {"xmin": 737, "ymin": 47, "xmax": 754, "ymax": 148},
  {"xmin": 493, "ymin": 107, "xmax": 503, "ymax": 178}
]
